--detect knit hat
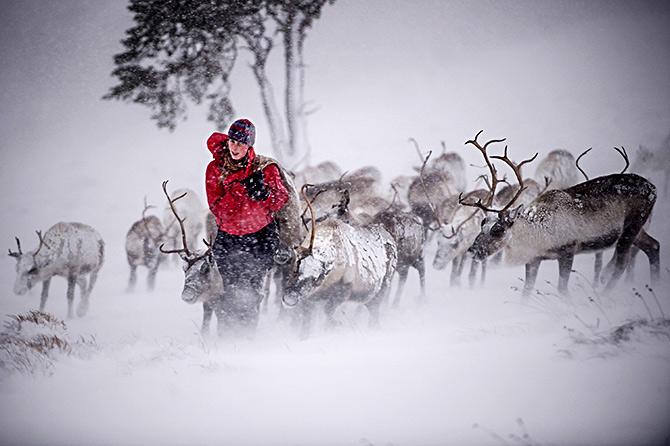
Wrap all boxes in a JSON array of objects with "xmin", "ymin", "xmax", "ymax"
[{"xmin": 228, "ymin": 118, "xmax": 256, "ymax": 146}]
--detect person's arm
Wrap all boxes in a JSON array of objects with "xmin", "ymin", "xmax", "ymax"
[
  {"xmin": 261, "ymin": 164, "xmax": 289, "ymax": 212},
  {"xmin": 207, "ymin": 132, "xmax": 227, "ymax": 155}
]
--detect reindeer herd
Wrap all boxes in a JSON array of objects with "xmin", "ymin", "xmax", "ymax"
[{"xmin": 7, "ymin": 131, "xmax": 666, "ymax": 338}]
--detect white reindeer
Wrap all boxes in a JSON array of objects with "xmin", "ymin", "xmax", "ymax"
[
  {"xmin": 632, "ymin": 142, "xmax": 670, "ymax": 195},
  {"xmin": 277, "ymin": 188, "xmax": 397, "ymax": 338},
  {"xmin": 125, "ymin": 201, "xmax": 165, "ymax": 292},
  {"xmin": 8, "ymin": 223, "xmax": 104, "ymax": 318},
  {"xmin": 291, "ymin": 161, "xmax": 342, "ymax": 190},
  {"xmin": 533, "ymin": 149, "xmax": 581, "ymax": 191}
]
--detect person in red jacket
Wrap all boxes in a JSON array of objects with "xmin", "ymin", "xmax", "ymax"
[{"xmin": 205, "ymin": 118, "xmax": 289, "ymax": 333}]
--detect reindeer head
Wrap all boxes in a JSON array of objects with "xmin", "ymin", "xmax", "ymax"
[
  {"xmin": 160, "ymin": 180, "xmax": 220, "ymax": 304},
  {"xmin": 433, "ymin": 209, "xmax": 482, "ymax": 269},
  {"xmin": 468, "ymin": 206, "xmax": 524, "ymax": 261},
  {"xmin": 180, "ymin": 248, "xmax": 221, "ymax": 304},
  {"xmin": 8, "ymin": 231, "xmax": 49, "ymax": 295},
  {"xmin": 275, "ymin": 184, "xmax": 336, "ymax": 306},
  {"xmin": 458, "ymin": 130, "xmax": 538, "ymax": 262}
]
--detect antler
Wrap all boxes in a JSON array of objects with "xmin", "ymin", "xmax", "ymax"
[
  {"xmin": 576, "ymin": 147, "xmax": 592, "ymax": 181},
  {"xmin": 417, "ymin": 150, "xmax": 445, "ymax": 228},
  {"xmin": 459, "ymin": 130, "xmax": 507, "ymax": 212},
  {"xmin": 490, "ymin": 145, "xmax": 538, "ymax": 212},
  {"xmin": 159, "ymin": 180, "xmax": 192, "ymax": 257},
  {"xmin": 8, "ymin": 237, "xmax": 22, "ymax": 258},
  {"xmin": 463, "ymin": 130, "xmax": 507, "ymax": 206},
  {"xmin": 33, "ymin": 230, "xmax": 51, "ymax": 257},
  {"xmin": 298, "ymin": 184, "xmax": 317, "ymax": 257},
  {"xmin": 613, "ymin": 146, "xmax": 629, "ymax": 173},
  {"xmin": 140, "ymin": 196, "xmax": 163, "ymax": 245},
  {"xmin": 442, "ymin": 209, "xmax": 480, "ymax": 239},
  {"xmin": 409, "ymin": 137, "xmax": 424, "ymax": 163}
]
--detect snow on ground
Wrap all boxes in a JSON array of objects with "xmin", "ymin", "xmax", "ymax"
[
  {"xmin": 1, "ymin": 198, "xmax": 669, "ymax": 445},
  {"xmin": 1, "ymin": 3, "xmax": 669, "ymax": 444}
]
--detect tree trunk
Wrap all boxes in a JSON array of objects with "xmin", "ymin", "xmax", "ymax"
[
  {"xmin": 283, "ymin": 12, "xmax": 302, "ymax": 164},
  {"xmin": 250, "ymin": 61, "xmax": 287, "ymax": 163},
  {"xmin": 296, "ymin": 28, "xmax": 312, "ymax": 168}
]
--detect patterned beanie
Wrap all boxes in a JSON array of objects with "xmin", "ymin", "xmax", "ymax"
[{"xmin": 227, "ymin": 118, "xmax": 256, "ymax": 146}]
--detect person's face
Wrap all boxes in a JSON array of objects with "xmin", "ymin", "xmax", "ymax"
[{"xmin": 229, "ymin": 139, "xmax": 250, "ymax": 160}]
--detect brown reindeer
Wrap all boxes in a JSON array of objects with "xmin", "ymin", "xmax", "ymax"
[{"xmin": 462, "ymin": 131, "xmax": 659, "ymax": 296}]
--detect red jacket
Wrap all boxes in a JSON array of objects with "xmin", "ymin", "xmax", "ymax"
[{"xmin": 205, "ymin": 132, "xmax": 289, "ymax": 236}]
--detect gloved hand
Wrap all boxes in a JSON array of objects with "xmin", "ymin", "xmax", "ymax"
[{"xmin": 241, "ymin": 170, "xmax": 270, "ymax": 201}]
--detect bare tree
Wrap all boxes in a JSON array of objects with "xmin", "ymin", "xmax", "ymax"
[{"xmin": 104, "ymin": 0, "xmax": 334, "ymax": 164}]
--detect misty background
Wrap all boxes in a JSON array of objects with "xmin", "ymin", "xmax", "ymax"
[
  {"xmin": 1, "ymin": 1, "xmax": 670, "ymax": 445},
  {"xmin": 1, "ymin": 1, "xmax": 669, "ymax": 232}
]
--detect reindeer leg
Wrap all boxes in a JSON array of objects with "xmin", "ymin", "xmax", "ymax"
[
  {"xmin": 593, "ymin": 252, "xmax": 603, "ymax": 284},
  {"xmin": 76, "ymin": 275, "xmax": 91, "ymax": 317},
  {"xmin": 39, "ymin": 278, "xmax": 51, "ymax": 311},
  {"xmin": 480, "ymin": 258, "xmax": 487, "ymax": 285},
  {"xmin": 66, "ymin": 275, "xmax": 76, "ymax": 319},
  {"xmin": 604, "ymin": 223, "xmax": 639, "ymax": 291},
  {"xmin": 557, "ymin": 253, "xmax": 575, "ymax": 296},
  {"xmin": 450, "ymin": 255, "xmax": 465, "ymax": 287},
  {"xmin": 523, "ymin": 259, "xmax": 541, "ymax": 297},
  {"xmin": 201, "ymin": 300, "xmax": 213, "ymax": 335},
  {"xmin": 392, "ymin": 264, "xmax": 409, "ymax": 308},
  {"xmin": 127, "ymin": 264, "xmax": 137, "ymax": 293},
  {"xmin": 491, "ymin": 251, "xmax": 503, "ymax": 266},
  {"xmin": 633, "ymin": 230, "xmax": 660, "ymax": 284},
  {"xmin": 147, "ymin": 264, "xmax": 158, "ymax": 291},
  {"xmin": 468, "ymin": 259, "xmax": 479, "ymax": 288},
  {"xmin": 260, "ymin": 270, "xmax": 272, "ymax": 314},
  {"xmin": 415, "ymin": 257, "xmax": 426, "ymax": 301},
  {"xmin": 625, "ymin": 246, "xmax": 640, "ymax": 282}
]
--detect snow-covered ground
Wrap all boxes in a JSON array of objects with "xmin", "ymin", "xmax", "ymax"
[
  {"xmin": 1, "ymin": 1, "xmax": 670, "ymax": 445},
  {"xmin": 1, "ymin": 191, "xmax": 668, "ymax": 445}
]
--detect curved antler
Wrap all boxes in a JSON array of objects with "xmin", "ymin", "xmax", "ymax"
[
  {"xmin": 613, "ymin": 146, "xmax": 629, "ymax": 173},
  {"xmin": 8, "ymin": 237, "xmax": 22, "ymax": 258},
  {"xmin": 576, "ymin": 147, "xmax": 592, "ymax": 181},
  {"xmin": 490, "ymin": 146, "xmax": 538, "ymax": 213},
  {"xmin": 417, "ymin": 150, "xmax": 445, "ymax": 227},
  {"xmin": 299, "ymin": 183, "xmax": 317, "ymax": 257},
  {"xmin": 159, "ymin": 180, "xmax": 192, "ymax": 257},
  {"xmin": 464, "ymin": 130, "xmax": 507, "ymax": 207},
  {"xmin": 33, "ymin": 230, "xmax": 51, "ymax": 258}
]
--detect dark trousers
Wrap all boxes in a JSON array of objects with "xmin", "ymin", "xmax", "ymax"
[{"xmin": 212, "ymin": 221, "xmax": 279, "ymax": 331}]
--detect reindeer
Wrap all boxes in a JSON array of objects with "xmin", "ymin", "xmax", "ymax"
[
  {"xmin": 291, "ymin": 161, "xmax": 343, "ymax": 190},
  {"xmin": 433, "ymin": 189, "xmax": 490, "ymax": 287},
  {"xmin": 533, "ymin": 149, "xmax": 581, "ymax": 191},
  {"xmin": 125, "ymin": 199, "xmax": 166, "ymax": 292},
  {"xmin": 373, "ymin": 208, "xmax": 425, "ymax": 306},
  {"xmin": 8, "ymin": 223, "xmax": 104, "ymax": 318},
  {"xmin": 632, "ymin": 140, "xmax": 670, "ymax": 195},
  {"xmin": 161, "ymin": 187, "xmax": 206, "ymax": 264},
  {"xmin": 303, "ymin": 166, "xmax": 388, "ymax": 224},
  {"xmin": 407, "ymin": 143, "xmax": 467, "ymax": 233},
  {"xmin": 462, "ymin": 131, "xmax": 660, "ymax": 296},
  {"xmin": 159, "ymin": 181, "xmax": 223, "ymax": 335},
  {"xmin": 277, "ymin": 186, "xmax": 397, "ymax": 338}
]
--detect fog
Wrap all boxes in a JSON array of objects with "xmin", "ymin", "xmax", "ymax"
[{"xmin": 1, "ymin": 1, "xmax": 669, "ymax": 445}]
